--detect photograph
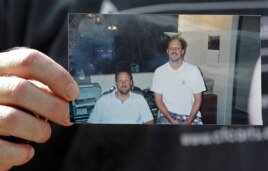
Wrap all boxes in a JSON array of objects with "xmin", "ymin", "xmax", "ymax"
[{"xmin": 68, "ymin": 13, "xmax": 261, "ymax": 125}]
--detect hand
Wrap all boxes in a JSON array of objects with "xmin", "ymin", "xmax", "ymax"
[
  {"xmin": 0, "ymin": 48, "xmax": 79, "ymax": 170},
  {"xmin": 183, "ymin": 119, "xmax": 192, "ymax": 125},
  {"xmin": 169, "ymin": 118, "xmax": 179, "ymax": 125}
]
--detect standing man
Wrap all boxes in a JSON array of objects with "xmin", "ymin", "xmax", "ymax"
[
  {"xmin": 88, "ymin": 71, "xmax": 154, "ymax": 124},
  {"xmin": 151, "ymin": 36, "xmax": 206, "ymax": 125}
]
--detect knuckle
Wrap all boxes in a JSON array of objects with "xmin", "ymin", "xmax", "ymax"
[
  {"xmin": 9, "ymin": 79, "xmax": 29, "ymax": 103},
  {"xmin": 0, "ymin": 108, "xmax": 18, "ymax": 134},
  {"xmin": 60, "ymin": 69, "xmax": 69, "ymax": 80},
  {"xmin": 20, "ymin": 49, "xmax": 40, "ymax": 68}
]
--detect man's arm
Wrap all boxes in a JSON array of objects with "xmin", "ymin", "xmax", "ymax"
[
  {"xmin": 154, "ymin": 93, "xmax": 179, "ymax": 124},
  {"xmin": 184, "ymin": 92, "xmax": 202, "ymax": 125},
  {"xmin": 0, "ymin": 48, "xmax": 79, "ymax": 170}
]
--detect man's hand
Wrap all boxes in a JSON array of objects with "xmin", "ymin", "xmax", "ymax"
[
  {"xmin": 154, "ymin": 93, "xmax": 179, "ymax": 125},
  {"xmin": 183, "ymin": 119, "xmax": 192, "ymax": 125},
  {"xmin": 0, "ymin": 48, "xmax": 79, "ymax": 170},
  {"xmin": 169, "ymin": 118, "xmax": 179, "ymax": 125}
]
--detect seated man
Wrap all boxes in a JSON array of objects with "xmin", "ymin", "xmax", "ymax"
[{"xmin": 88, "ymin": 71, "xmax": 154, "ymax": 124}]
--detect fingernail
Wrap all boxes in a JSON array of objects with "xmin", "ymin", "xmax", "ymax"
[
  {"xmin": 65, "ymin": 120, "xmax": 73, "ymax": 126},
  {"xmin": 68, "ymin": 122, "xmax": 74, "ymax": 126},
  {"xmin": 66, "ymin": 83, "xmax": 79, "ymax": 100},
  {"xmin": 65, "ymin": 114, "xmax": 74, "ymax": 126}
]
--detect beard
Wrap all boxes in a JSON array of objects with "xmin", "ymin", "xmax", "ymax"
[
  {"xmin": 171, "ymin": 52, "xmax": 178, "ymax": 56},
  {"xmin": 169, "ymin": 52, "xmax": 183, "ymax": 62},
  {"xmin": 117, "ymin": 87, "xmax": 131, "ymax": 95}
]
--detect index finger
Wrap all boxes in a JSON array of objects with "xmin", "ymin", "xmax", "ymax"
[{"xmin": 0, "ymin": 48, "xmax": 79, "ymax": 101}]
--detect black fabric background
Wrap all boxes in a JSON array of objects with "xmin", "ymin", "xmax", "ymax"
[{"xmin": 0, "ymin": 0, "xmax": 267, "ymax": 170}]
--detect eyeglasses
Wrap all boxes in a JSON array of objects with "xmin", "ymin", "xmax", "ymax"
[{"xmin": 168, "ymin": 47, "xmax": 181, "ymax": 51}]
